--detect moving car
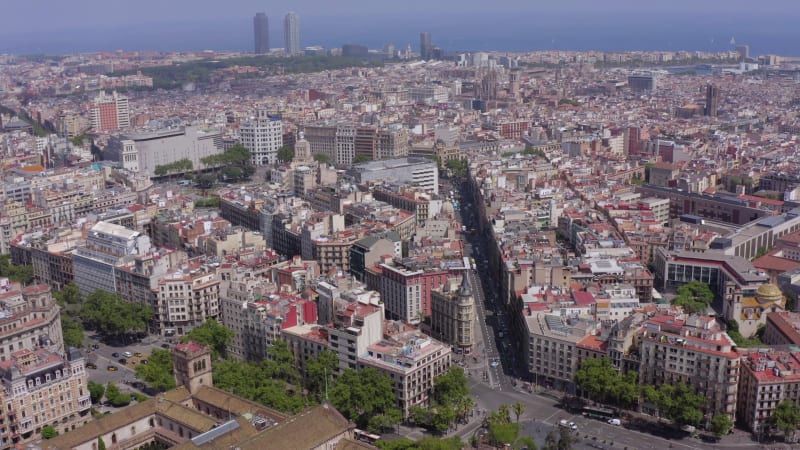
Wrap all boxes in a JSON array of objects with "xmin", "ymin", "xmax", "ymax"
[
  {"xmin": 106, "ymin": 366, "xmax": 118, "ymax": 372},
  {"xmin": 559, "ymin": 420, "xmax": 578, "ymax": 431}
]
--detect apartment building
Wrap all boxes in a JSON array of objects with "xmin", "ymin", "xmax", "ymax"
[
  {"xmin": 737, "ymin": 350, "xmax": 800, "ymax": 434},
  {"xmin": 377, "ymin": 259, "xmax": 450, "ymax": 323},
  {"xmin": 0, "ymin": 282, "xmax": 64, "ymax": 361},
  {"xmin": 240, "ymin": 108, "xmax": 283, "ymax": 166},
  {"xmin": 89, "ymin": 91, "xmax": 129, "ymax": 131},
  {"xmin": 430, "ymin": 275, "xmax": 475, "ymax": 354},
  {"xmin": 524, "ymin": 312, "xmax": 598, "ymax": 392},
  {"xmin": 358, "ymin": 330, "xmax": 451, "ymax": 418},
  {"xmin": 345, "ymin": 157, "xmax": 439, "ymax": 194},
  {"xmin": 639, "ymin": 312, "xmax": 740, "ymax": 420},
  {"xmin": 156, "ymin": 263, "xmax": 220, "ymax": 337},
  {"xmin": 0, "ymin": 348, "xmax": 91, "ymax": 446},
  {"xmin": 762, "ymin": 311, "xmax": 800, "ymax": 346}
]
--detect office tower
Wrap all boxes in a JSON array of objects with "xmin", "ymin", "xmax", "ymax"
[
  {"xmin": 283, "ymin": 12, "xmax": 300, "ymax": 55},
  {"xmin": 736, "ymin": 44, "xmax": 750, "ymax": 61},
  {"xmin": 628, "ymin": 74, "xmax": 657, "ymax": 92},
  {"xmin": 89, "ymin": 90, "xmax": 129, "ymax": 131},
  {"xmin": 240, "ymin": 106, "xmax": 283, "ymax": 165},
  {"xmin": 420, "ymin": 32, "xmax": 432, "ymax": 60},
  {"xmin": 705, "ymin": 84, "xmax": 719, "ymax": 117},
  {"xmin": 254, "ymin": 12, "xmax": 269, "ymax": 54}
]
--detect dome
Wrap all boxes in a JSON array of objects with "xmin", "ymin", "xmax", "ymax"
[{"xmin": 756, "ymin": 284, "xmax": 782, "ymax": 301}]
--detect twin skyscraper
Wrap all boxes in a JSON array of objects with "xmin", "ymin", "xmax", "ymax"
[{"xmin": 253, "ymin": 12, "xmax": 300, "ymax": 55}]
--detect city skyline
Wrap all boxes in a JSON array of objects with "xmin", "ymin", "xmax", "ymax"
[{"xmin": 2, "ymin": 1, "xmax": 800, "ymax": 55}]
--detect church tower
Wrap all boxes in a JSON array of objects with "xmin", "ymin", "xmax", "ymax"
[{"xmin": 172, "ymin": 342, "xmax": 213, "ymax": 395}]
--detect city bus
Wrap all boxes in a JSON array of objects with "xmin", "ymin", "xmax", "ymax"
[
  {"xmin": 353, "ymin": 429, "xmax": 380, "ymax": 444},
  {"xmin": 582, "ymin": 406, "xmax": 617, "ymax": 421}
]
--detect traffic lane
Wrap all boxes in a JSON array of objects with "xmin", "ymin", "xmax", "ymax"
[{"xmin": 471, "ymin": 384, "xmax": 706, "ymax": 450}]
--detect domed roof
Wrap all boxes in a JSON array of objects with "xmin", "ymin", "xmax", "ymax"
[{"xmin": 756, "ymin": 284, "xmax": 782, "ymax": 301}]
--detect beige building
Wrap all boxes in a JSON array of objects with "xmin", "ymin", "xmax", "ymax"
[
  {"xmin": 524, "ymin": 312, "xmax": 598, "ymax": 392},
  {"xmin": 430, "ymin": 275, "xmax": 475, "ymax": 354},
  {"xmin": 737, "ymin": 350, "xmax": 800, "ymax": 435},
  {"xmin": 639, "ymin": 312, "xmax": 740, "ymax": 420},
  {"xmin": 0, "ymin": 347, "xmax": 91, "ymax": 446},
  {"xmin": 156, "ymin": 263, "xmax": 220, "ymax": 337},
  {"xmin": 0, "ymin": 282, "xmax": 63, "ymax": 361},
  {"xmin": 358, "ymin": 330, "xmax": 451, "ymax": 418}
]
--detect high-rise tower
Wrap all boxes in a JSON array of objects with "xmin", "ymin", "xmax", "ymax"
[
  {"xmin": 254, "ymin": 12, "xmax": 269, "ymax": 54},
  {"xmin": 705, "ymin": 84, "xmax": 719, "ymax": 117},
  {"xmin": 420, "ymin": 32, "xmax": 432, "ymax": 60},
  {"xmin": 284, "ymin": 12, "xmax": 300, "ymax": 55}
]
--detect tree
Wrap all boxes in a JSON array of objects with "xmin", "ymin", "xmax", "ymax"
[
  {"xmin": 710, "ymin": 413, "xmax": 732, "ymax": 439},
  {"xmin": 277, "ymin": 145, "xmax": 295, "ymax": 163},
  {"xmin": 773, "ymin": 399, "xmax": 800, "ymax": 442},
  {"xmin": 642, "ymin": 382, "xmax": 704, "ymax": 426},
  {"xmin": 61, "ymin": 315, "xmax": 84, "ymax": 348},
  {"xmin": 444, "ymin": 159, "xmax": 467, "ymax": 178},
  {"xmin": 196, "ymin": 174, "xmax": 216, "ymax": 189},
  {"xmin": 0, "ymin": 254, "xmax": 33, "ymax": 285},
  {"xmin": 329, "ymin": 368, "xmax": 401, "ymax": 432},
  {"xmin": 212, "ymin": 358, "xmax": 307, "ymax": 414},
  {"xmin": 98, "ymin": 438, "xmax": 106, "ymax": 450},
  {"xmin": 512, "ymin": 402, "xmax": 525, "ymax": 423},
  {"xmin": 41, "ymin": 425, "xmax": 58, "ymax": 439},
  {"xmin": 54, "ymin": 281, "xmax": 82, "ymax": 305},
  {"xmin": 134, "ymin": 349, "xmax": 177, "ymax": 391},
  {"xmin": 105, "ymin": 382, "xmax": 131, "ymax": 407},
  {"xmin": 376, "ymin": 436, "xmax": 463, "ymax": 450},
  {"xmin": 305, "ymin": 349, "xmax": 339, "ymax": 400},
  {"xmin": 575, "ymin": 357, "xmax": 638, "ymax": 407},
  {"xmin": 353, "ymin": 154, "xmax": 372, "ymax": 164},
  {"xmin": 88, "ymin": 381, "xmax": 105, "ymax": 404},
  {"xmin": 785, "ymin": 290, "xmax": 797, "ymax": 313},
  {"xmin": 672, "ymin": 280, "xmax": 714, "ymax": 314},
  {"xmin": 80, "ymin": 290, "xmax": 152, "ymax": 341},
  {"xmin": 433, "ymin": 367, "xmax": 469, "ymax": 406},
  {"xmin": 180, "ymin": 319, "xmax": 234, "ymax": 359},
  {"xmin": 313, "ymin": 153, "xmax": 330, "ymax": 165}
]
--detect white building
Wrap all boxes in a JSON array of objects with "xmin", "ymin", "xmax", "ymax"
[
  {"xmin": 345, "ymin": 157, "xmax": 439, "ymax": 194},
  {"xmin": 72, "ymin": 222, "xmax": 152, "ymax": 298},
  {"xmin": 240, "ymin": 108, "xmax": 283, "ymax": 166},
  {"xmin": 104, "ymin": 126, "xmax": 223, "ymax": 177}
]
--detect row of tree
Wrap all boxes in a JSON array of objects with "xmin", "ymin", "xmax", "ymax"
[
  {"xmin": 154, "ymin": 158, "xmax": 193, "ymax": 177},
  {"xmin": 575, "ymin": 357, "xmax": 733, "ymax": 438}
]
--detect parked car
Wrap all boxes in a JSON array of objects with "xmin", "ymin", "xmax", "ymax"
[
  {"xmin": 111, "ymin": 352, "xmax": 120, "ymax": 358},
  {"xmin": 91, "ymin": 344, "xmax": 100, "ymax": 350},
  {"xmin": 118, "ymin": 358, "xmax": 127, "ymax": 365},
  {"xmin": 106, "ymin": 366, "xmax": 118, "ymax": 372},
  {"xmin": 161, "ymin": 343, "xmax": 170, "ymax": 349},
  {"xmin": 608, "ymin": 418, "xmax": 621, "ymax": 426},
  {"xmin": 86, "ymin": 363, "xmax": 97, "ymax": 369},
  {"xmin": 122, "ymin": 351, "xmax": 133, "ymax": 358},
  {"xmin": 141, "ymin": 359, "xmax": 148, "ymax": 365},
  {"xmin": 133, "ymin": 352, "xmax": 143, "ymax": 357}
]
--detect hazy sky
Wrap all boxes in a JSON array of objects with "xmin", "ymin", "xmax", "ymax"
[
  {"xmin": 1, "ymin": 0, "xmax": 793, "ymax": 33},
  {"xmin": 2, "ymin": 0, "xmax": 799, "ymax": 55}
]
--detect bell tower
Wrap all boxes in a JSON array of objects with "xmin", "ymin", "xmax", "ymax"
[{"xmin": 172, "ymin": 342, "xmax": 212, "ymax": 395}]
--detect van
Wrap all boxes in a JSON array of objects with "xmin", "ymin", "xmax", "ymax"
[{"xmin": 608, "ymin": 418, "xmax": 621, "ymax": 426}]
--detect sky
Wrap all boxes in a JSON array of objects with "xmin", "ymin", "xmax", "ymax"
[{"xmin": 2, "ymin": 0, "xmax": 800, "ymax": 55}]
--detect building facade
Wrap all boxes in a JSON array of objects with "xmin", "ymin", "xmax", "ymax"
[
  {"xmin": 240, "ymin": 108, "xmax": 283, "ymax": 166},
  {"xmin": 283, "ymin": 12, "xmax": 300, "ymax": 55},
  {"xmin": 430, "ymin": 275, "xmax": 475, "ymax": 354}
]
